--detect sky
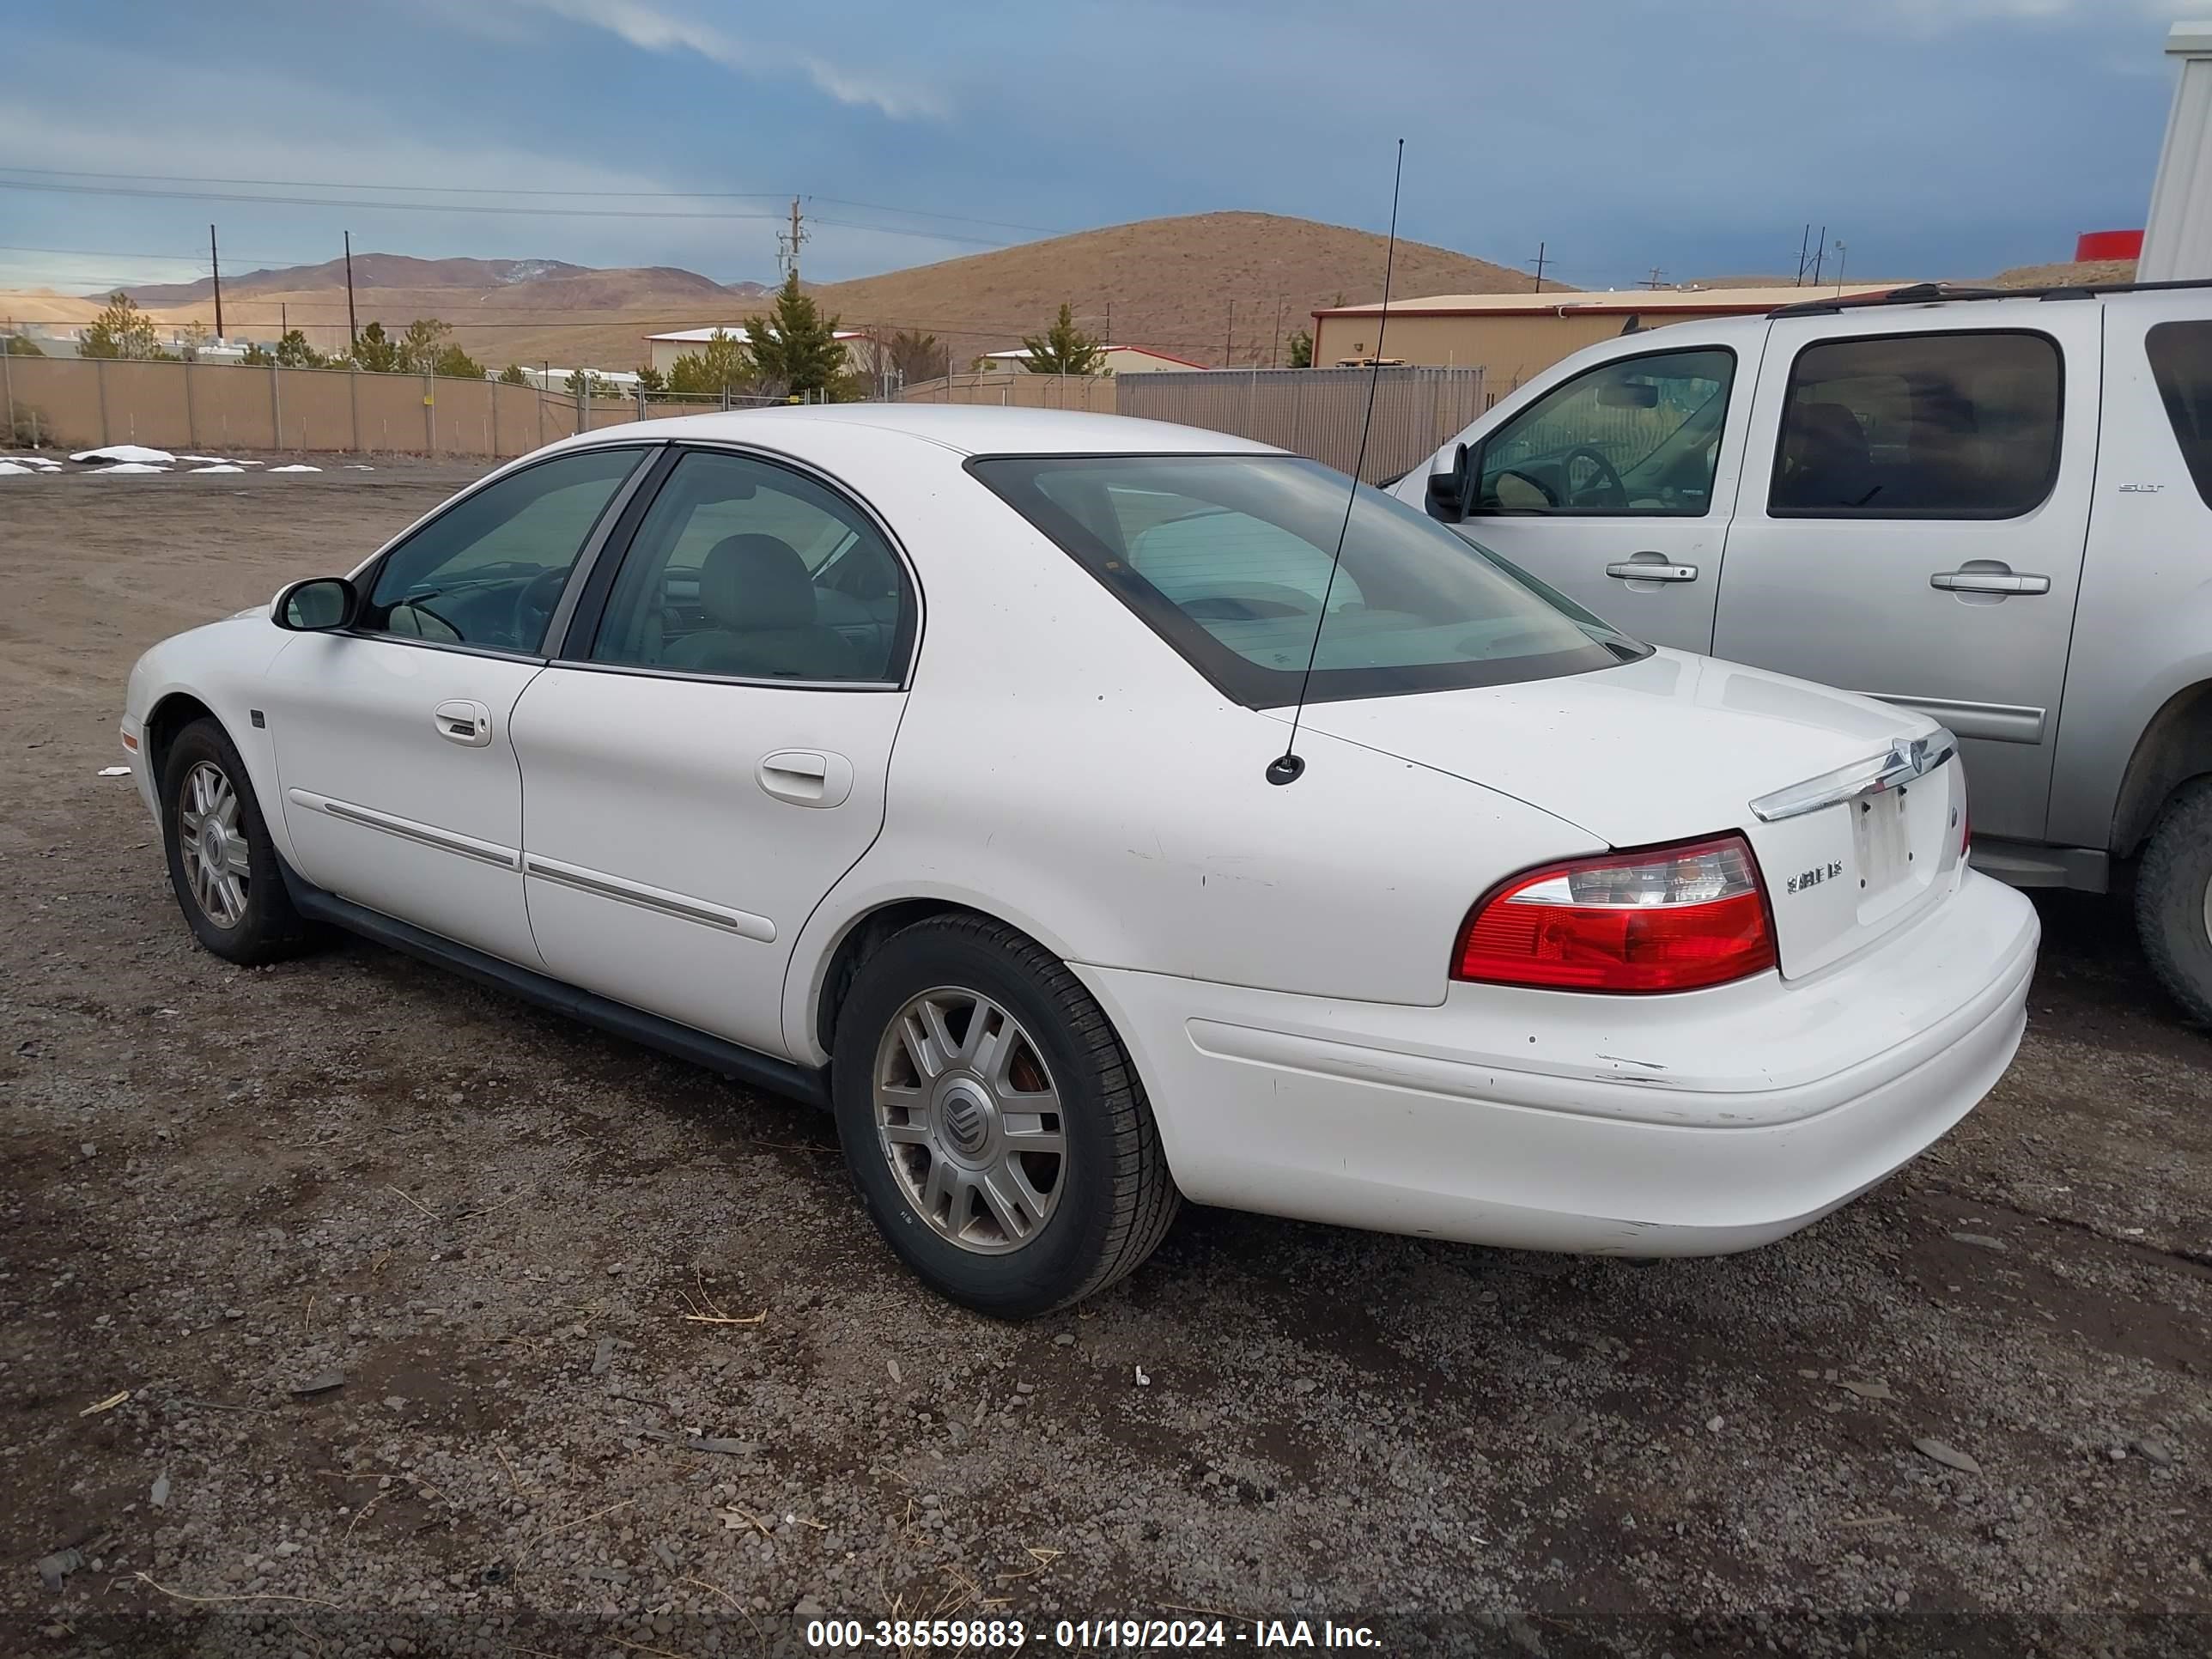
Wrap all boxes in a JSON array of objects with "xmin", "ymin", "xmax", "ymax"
[{"xmin": 0, "ymin": 0, "xmax": 2189, "ymax": 302}]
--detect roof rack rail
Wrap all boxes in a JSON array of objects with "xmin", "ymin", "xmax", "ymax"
[{"xmin": 1771, "ymin": 276, "xmax": 2212, "ymax": 319}]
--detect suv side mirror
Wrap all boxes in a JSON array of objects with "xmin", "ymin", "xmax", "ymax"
[
  {"xmin": 1426, "ymin": 442, "xmax": 1471, "ymax": 522},
  {"xmin": 274, "ymin": 576, "xmax": 360, "ymax": 632}
]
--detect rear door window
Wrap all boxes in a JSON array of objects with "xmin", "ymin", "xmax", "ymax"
[
  {"xmin": 2145, "ymin": 319, "xmax": 2212, "ymax": 507},
  {"xmin": 1768, "ymin": 331, "xmax": 2061, "ymax": 519}
]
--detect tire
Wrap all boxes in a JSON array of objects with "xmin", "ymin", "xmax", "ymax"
[
  {"xmin": 2136, "ymin": 777, "xmax": 2212, "ymax": 1026},
  {"xmin": 830, "ymin": 914, "xmax": 1180, "ymax": 1318},
  {"xmin": 161, "ymin": 717, "xmax": 315, "ymax": 965}
]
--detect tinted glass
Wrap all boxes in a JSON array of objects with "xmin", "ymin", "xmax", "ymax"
[
  {"xmin": 1769, "ymin": 331, "xmax": 2060, "ymax": 519},
  {"xmin": 362, "ymin": 447, "xmax": 641, "ymax": 653},
  {"xmin": 1474, "ymin": 348, "xmax": 1735, "ymax": 516},
  {"xmin": 587, "ymin": 449, "xmax": 911, "ymax": 683},
  {"xmin": 2146, "ymin": 319, "xmax": 2212, "ymax": 507},
  {"xmin": 969, "ymin": 453, "xmax": 1644, "ymax": 708}
]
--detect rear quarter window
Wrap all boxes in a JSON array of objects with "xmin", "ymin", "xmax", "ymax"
[{"xmin": 2145, "ymin": 319, "xmax": 2212, "ymax": 507}]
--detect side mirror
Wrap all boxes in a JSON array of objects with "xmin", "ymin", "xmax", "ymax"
[
  {"xmin": 1425, "ymin": 442, "xmax": 1471, "ymax": 522},
  {"xmin": 274, "ymin": 576, "xmax": 360, "ymax": 632}
]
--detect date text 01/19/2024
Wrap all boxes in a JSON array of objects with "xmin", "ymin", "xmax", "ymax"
[{"xmin": 803, "ymin": 1617, "xmax": 1382, "ymax": 1649}]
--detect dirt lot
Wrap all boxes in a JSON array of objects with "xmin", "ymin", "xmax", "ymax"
[{"xmin": 1, "ymin": 462, "xmax": 2207, "ymax": 1656}]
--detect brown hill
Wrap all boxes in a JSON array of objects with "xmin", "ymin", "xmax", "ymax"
[
  {"xmin": 808, "ymin": 211, "xmax": 1540, "ymax": 369},
  {"xmin": 1989, "ymin": 258, "xmax": 2136, "ymax": 288}
]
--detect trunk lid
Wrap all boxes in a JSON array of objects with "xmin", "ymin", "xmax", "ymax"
[{"xmin": 1294, "ymin": 649, "xmax": 1967, "ymax": 980}]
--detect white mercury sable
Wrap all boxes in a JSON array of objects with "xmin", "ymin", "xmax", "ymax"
[{"xmin": 118, "ymin": 406, "xmax": 2039, "ymax": 1316}]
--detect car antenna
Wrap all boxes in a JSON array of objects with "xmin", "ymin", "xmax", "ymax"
[{"xmin": 1267, "ymin": 137, "xmax": 1404, "ymax": 787}]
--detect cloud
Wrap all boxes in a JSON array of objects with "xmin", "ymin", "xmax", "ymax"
[{"xmin": 499, "ymin": 0, "xmax": 940, "ymax": 119}]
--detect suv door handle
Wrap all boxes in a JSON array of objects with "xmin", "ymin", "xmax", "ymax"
[
  {"xmin": 1605, "ymin": 557, "xmax": 1698, "ymax": 583},
  {"xmin": 757, "ymin": 749, "xmax": 854, "ymax": 809},
  {"xmin": 433, "ymin": 700, "xmax": 492, "ymax": 746},
  {"xmin": 1930, "ymin": 568, "xmax": 2051, "ymax": 596}
]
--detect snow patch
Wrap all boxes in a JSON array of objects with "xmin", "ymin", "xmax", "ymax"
[
  {"xmin": 179, "ymin": 453, "xmax": 243, "ymax": 465},
  {"xmin": 190, "ymin": 464, "xmax": 247, "ymax": 473},
  {"xmin": 95, "ymin": 463, "xmax": 170, "ymax": 474},
  {"xmin": 0, "ymin": 461, "xmax": 41, "ymax": 476},
  {"xmin": 267, "ymin": 463, "xmax": 323, "ymax": 473},
  {"xmin": 71, "ymin": 444, "xmax": 175, "ymax": 465},
  {"xmin": 343, "ymin": 464, "xmax": 375, "ymax": 471}
]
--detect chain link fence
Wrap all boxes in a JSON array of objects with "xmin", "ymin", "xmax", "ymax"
[{"xmin": 1113, "ymin": 367, "xmax": 1488, "ymax": 483}]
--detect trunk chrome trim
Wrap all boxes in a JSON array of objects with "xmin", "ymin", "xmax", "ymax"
[
  {"xmin": 1748, "ymin": 726, "xmax": 1959, "ymax": 823},
  {"xmin": 521, "ymin": 854, "xmax": 776, "ymax": 942},
  {"xmin": 1867, "ymin": 694, "xmax": 2044, "ymax": 745},
  {"xmin": 286, "ymin": 788, "xmax": 520, "ymax": 869}
]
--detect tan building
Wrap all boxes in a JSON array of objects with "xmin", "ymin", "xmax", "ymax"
[
  {"xmin": 973, "ymin": 344, "xmax": 1209, "ymax": 376},
  {"xmin": 1312, "ymin": 285, "xmax": 1899, "ymax": 392},
  {"xmin": 643, "ymin": 325, "xmax": 867, "ymax": 376}
]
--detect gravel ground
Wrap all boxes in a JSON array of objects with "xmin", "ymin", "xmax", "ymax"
[{"xmin": 2, "ymin": 460, "xmax": 2208, "ymax": 1656}]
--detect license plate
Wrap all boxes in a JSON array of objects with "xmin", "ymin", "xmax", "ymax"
[{"xmin": 1852, "ymin": 781, "xmax": 1914, "ymax": 899}]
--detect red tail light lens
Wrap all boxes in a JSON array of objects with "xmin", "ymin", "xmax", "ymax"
[{"xmin": 1454, "ymin": 834, "xmax": 1777, "ymax": 993}]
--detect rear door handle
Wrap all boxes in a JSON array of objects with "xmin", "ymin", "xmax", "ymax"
[
  {"xmin": 1930, "ymin": 569, "xmax": 2051, "ymax": 596},
  {"xmin": 757, "ymin": 749, "xmax": 854, "ymax": 809},
  {"xmin": 433, "ymin": 699, "xmax": 492, "ymax": 747},
  {"xmin": 1605, "ymin": 557, "xmax": 1698, "ymax": 583}
]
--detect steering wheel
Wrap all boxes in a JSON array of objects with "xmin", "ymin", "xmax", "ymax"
[
  {"xmin": 510, "ymin": 567, "xmax": 571, "ymax": 650},
  {"xmin": 1561, "ymin": 446, "xmax": 1628, "ymax": 509}
]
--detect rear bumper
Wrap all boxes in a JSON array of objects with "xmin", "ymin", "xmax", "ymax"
[{"xmin": 1075, "ymin": 871, "xmax": 2037, "ymax": 1255}]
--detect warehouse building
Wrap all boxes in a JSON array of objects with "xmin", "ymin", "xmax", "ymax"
[{"xmin": 1311, "ymin": 285, "xmax": 1898, "ymax": 393}]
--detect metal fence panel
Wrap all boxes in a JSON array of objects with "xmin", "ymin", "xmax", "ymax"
[{"xmin": 1114, "ymin": 366, "xmax": 1487, "ymax": 483}]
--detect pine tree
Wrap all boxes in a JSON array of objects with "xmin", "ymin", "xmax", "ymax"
[
  {"xmin": 665, "ymin": 329, "xmax": 752, "ymax": 397},
  {"xmin": 349, "ymin": 321, "xmax": 399, "ymax": 372},
  {"xmin": 80, "ymin": 292, "xmax": 160, "ymax": 360},
  {"xmin": 1019, "ymin": 303, "xmax": 1104, "ymax": 376},
  {"xmin": 274, "ymin": 328, "xmax": 325, "ymax": 368},
  {"xmin": 744, "ymin": 274, "xmax": 847, "ymax": 398},
  {"xmin": 497, "ymin": 363, "xmax": 530, "ymax": 386},
  {"xmin": 1286, "ymin": 329, "xmax": 1314, "ymax": 369},
  {"xmin": 634, "ymin": 362, "xmax": 665, "ymax": 392}
]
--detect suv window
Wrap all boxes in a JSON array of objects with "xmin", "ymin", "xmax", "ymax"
[
  {"xmin": 1474, "ymin": 347, "xmax": 1735, "ymax": 516},
  {"xmin": 2146, "ymin": 319, "xmax": 2212, "ymax": 507},
  {"xmin": 971, "ymin": 453, "xmax": 1644, "ymax": 708},
  {"xmin": 585, "ymin": 448, "xmax": 912, "ymax": 683},
  {"xmin": 361, "ymin": 447, "xmax": 642, "ymax": 653},
  {"xmin": 1769, "ymin": 331, "xmax": 2061, "ymax": 519}
]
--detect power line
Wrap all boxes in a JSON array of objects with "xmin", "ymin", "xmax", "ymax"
[
  {"xmin": 0, "ymin": 179, "xmax": 1018, "ymax": 245},
  {"xmin": 0, "ymin": 166, "xmax": 1068, "ymax": 236}
]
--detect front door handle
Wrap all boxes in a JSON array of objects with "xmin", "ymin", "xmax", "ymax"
[
  {"xmin": 433, "ymin": 699, "xmax": 492, "ymax": 747},
  {"xmin": 1930, "ymin": 568, "xmax": 2051, "ymax": 596},
  {"xmin": 1606, "ymin": 556, "xmax": 1698, "ymax": 583},
  {"xmin": 757, "ymin": 749, "xmax": 854, "ymax": 809}
]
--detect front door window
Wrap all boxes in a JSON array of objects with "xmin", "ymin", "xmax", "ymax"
[{"xmin": 1474, "ymin": 348, "xmax": 1735, "ymax": 516}]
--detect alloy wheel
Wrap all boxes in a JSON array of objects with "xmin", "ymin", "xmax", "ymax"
[
  {"xmin": 177, "ymin": 760, "xmax": 250, "ymax": 928},
  {"xmin": 872, "ymin": 986, "xmax": 1066, "ymax": 1254}
]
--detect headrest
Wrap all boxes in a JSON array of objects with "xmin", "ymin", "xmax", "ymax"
[{"xmin": 698, "ymin": 534, "xmax": 815, "ymax": 630}]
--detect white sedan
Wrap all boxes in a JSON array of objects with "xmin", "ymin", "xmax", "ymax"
[{"xmin": 119, "ymin": 406, "xmax": 2039, "ymax": 1316}]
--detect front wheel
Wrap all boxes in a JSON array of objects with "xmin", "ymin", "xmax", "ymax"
[
  {"xmin": 2136, "ymin": 777, "xmax": 2212, "ymax": 1025},
  {"xmin": 161, "ymin": 718, "xmax": 314, "ymax": 965},
  {"xmin": 831, "ymin": 915, "xmax": 1179, "ymax": 1318}
]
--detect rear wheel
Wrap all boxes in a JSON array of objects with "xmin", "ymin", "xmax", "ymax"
[
  {"xmin": 161, "ymin": 718, "xmax": 314, "ymax": 965},
  {"xmin": 831, "ymin": 915, "xmax": 1179, "ymax": 1317},
  {"xmin": 2136, "ymin": 777, "xmax": 2212, "ymax": 1025}
]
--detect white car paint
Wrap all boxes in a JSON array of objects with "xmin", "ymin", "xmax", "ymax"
[{"xmin": 121, "ymin": 404, "xmax": 2038, "ymax": 1261}]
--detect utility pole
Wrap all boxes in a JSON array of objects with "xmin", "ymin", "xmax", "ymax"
[
  {"xmin": 1795, "ymin": 223, "xmax": 1813, "ymax": 286},
  {"xmin": 1642, "ymin": 265, "xmax": 1667, "ymax": 289},
  {"xmin": 1224, "ymin": 300, "xmax": 1234, "ymax": 368},
  {"xmin": 209, "ymin": 224, "xmax": 223, "ymax": 342},
  {"xmin": 1271, "ymin": 295, "xmax": 1285, "ymax": 367},
  {"xmin": 1832, "ymin": 240, "xmax": 1849, "ymax": 293},
  {"xmin": 777, "ymin": 197, "xmax": 808, "ymax": 281},
  {"xmin": 344, "ymin": 230, "xmax": 359, "ymax": 349},
  {"xmin": 1809, "ymin": 225, "xmax": 1827, "ymax": 286},
  {"xmin": 1531, "ymin": 241, "xmax": 1548, "ymax": 293}
]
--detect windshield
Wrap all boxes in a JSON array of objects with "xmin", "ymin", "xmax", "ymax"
[{"xmin": 968, "ymin": 453, "xmax": 1647, "ymax": 708}]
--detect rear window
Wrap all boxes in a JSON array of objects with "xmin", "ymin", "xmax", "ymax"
[
  {"xmin": 2146, "ymin": 319, "xmax": 2212, "ymax": 507},
  {"xmin": 1768, "ymin": 331, "xmax": 2062, "ymax": 520},
  {"xmin": 967, "ymin": 453, "xmax": 1644, "ymax": 708}
]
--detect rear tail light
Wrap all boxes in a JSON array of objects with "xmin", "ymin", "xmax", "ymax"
[{"xmin": 1454, "ymin": 834, "xmax": 1777, "ymax": 993}]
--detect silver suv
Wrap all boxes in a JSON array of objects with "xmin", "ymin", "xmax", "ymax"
[{"xmin": 1403, "ymin": 279, "xmax": 2212, "ymax": 1020}]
